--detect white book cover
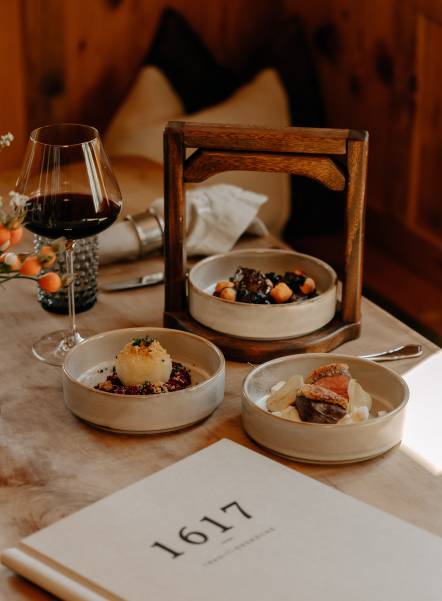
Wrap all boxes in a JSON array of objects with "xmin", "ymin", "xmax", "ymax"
[{"xmin": 2, "ymin": 439, "xmax": 442, "ymax": 601}]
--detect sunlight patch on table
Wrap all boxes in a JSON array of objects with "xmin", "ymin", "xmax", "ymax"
[{"xmin": 401, "ymin": 350, "xmax": 442, "ymax": 476}]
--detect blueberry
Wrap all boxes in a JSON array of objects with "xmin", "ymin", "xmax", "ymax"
[{"xmin": 265, "ymin": 272, "xmax": 281, "ymax": 286}]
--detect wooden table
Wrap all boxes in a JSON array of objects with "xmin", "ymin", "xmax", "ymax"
[{"xmin": 0, "ymin": 162, "xmax": 441, "ymax": 599}]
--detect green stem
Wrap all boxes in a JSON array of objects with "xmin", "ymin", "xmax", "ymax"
[{"xmin": 0, "ymin": 273, "xmax": 37, "ymax": 283}]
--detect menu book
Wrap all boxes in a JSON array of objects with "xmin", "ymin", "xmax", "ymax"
[{"xmin": 2, "ymin": 440, "xmax": 442, "ymax": 601}]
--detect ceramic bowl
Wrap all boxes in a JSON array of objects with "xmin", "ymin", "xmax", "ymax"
[
  {"xmin": 63, "ymin": 327, "xmax": 225, "ymax": 433},
  {"xmin": 242, "ymin": 353, "xmax": 409, "ymax": 464},
  {"xmin": 188, "ymin": 249, "xmax": 337, "ymax": 340}
]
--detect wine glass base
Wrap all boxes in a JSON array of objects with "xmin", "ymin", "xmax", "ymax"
[{"xmin": 32, "ymin": 329, "xmax": 95, "ymax": 366}]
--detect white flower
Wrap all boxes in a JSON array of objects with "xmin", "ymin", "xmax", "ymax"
[
  {"xmin": 3, "ymin": 252, "xmax": 18, "ymax": 266},
  {"xmin": 0, "ymin": 132, "xmax": 14, "ymax": 149},
  {"xmin": 9, "ymin": 191, "xmax": 28, "ymax": 209}
]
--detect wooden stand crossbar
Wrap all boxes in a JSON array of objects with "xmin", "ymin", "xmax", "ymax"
[{"xmin": 163, "ymin": 122, "xmax": 368, "ymax": 362}]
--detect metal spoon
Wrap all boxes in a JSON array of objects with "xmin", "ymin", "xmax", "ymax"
[
  {"xmin": 247, "ymin": 344, "xmax": 422, "ymax": 369},
  {"xmin": 359, "ymin": 344, "xmax": 422, "ymax": 361}
]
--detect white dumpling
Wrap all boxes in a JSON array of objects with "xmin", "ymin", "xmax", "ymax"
[{"xmin": 116, "ymin": 338, "xmax": 172, "ymax": 386}]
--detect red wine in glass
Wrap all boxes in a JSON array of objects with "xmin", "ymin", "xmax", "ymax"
[{"xmin": 24, "ymin": 193, "xmax": 121, "ymax": 239}]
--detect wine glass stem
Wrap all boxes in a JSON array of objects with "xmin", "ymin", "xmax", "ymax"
[{"xmin": 65, "ymin": 239, "xmax": 78, "ymax": 343}]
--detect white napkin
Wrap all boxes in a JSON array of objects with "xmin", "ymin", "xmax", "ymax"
[
  {"xmin": 402, "ymin": 350, "xmax": 442, "ymax": 475},
  {"xmin": 153, "ymin": 184, "xmax": 268, "ymax": 255},
  {"xmin": 99, "ymin": 184, "xmax": 268, "ymax": 264}
]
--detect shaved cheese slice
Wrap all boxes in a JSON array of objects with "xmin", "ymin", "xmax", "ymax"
[
  {"xmin": 280, "ymin": 405, "xmax": 301, "ymax": 422},
  {"xmin": 348, "ymin": 379, "xmax": 372, "ymax": 412},
  {"xmin": 266, "ymin": 374, "xmax": 304, "ymax": 412},
  {"xmin": 270, "ymin": 381, "xmax": 285, "ymax": 394},
  {"xmin": 351, "ymin": 406, "xmax": 370, "ymax": 422}
]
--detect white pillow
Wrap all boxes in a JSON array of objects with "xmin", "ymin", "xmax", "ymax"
[
  {"xmin": 104, "ymin": 66, "xmax": 185, "ymax": 156},
  {"xmin": 182, "ymin": 69, "xmax": 291, "ymax": 234},
  {"xmin": 105, "ymin": 68, "xmax": 291, "ymax": 234}
]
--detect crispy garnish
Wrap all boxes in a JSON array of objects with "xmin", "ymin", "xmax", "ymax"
[
  {"xmin": 305, "ymin": 363, "xmax": 350, "ymax": 385},
  {"xmin": 297, "ymin": 384, "xmax": 348, "ymax": 410}
]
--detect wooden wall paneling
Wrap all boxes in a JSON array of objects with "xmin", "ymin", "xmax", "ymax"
[
  {"xmin": 283, "ymin": 0, "xmax": 442, "ymax": 301},
  {"xmin": 48, "ymin": 0, "xmax": 283, "ymax": 131},
  {"xmin": 21, "ymin": 0, "xmax": 65, "ymax": 131},
  {"xmin": 0, "ymin": 1, "xmax": 27, "ymax": 170},
  {"xmin": 284, "ymin": 0, "xmax": 416, "ymax": 222},
  {"xmin": 62, "ymin": 0, "xmax": 160, "ymax": 130},
  {"xmin": 419, "ymin": 0, "xmax": 442, "ymax": 23},
  {"xmin": 217, "ymin": 0, "xmax": 284, "ymax": 73},
  {"xmin": 408, "ymin": 13, "xmax": 442, "ymax": 242},
  {"xmin": 0, "ymin": 0, "xmax": 285, "ymax": 168}
]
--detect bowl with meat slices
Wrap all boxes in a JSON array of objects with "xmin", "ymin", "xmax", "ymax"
[{"xmin": 242, "ymin": 354, "xmax": 409, "ymax": 463}]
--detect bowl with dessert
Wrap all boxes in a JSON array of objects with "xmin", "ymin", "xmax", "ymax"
[
  {"xmin": 188, "ymin": 249, "xmax": 337, "ymax": 339},
  {"xmin": 63, "ymin": 327, "xmax": 225, "ymax": 433},
  {"xmin": 242, "ymin": 353, "xmax": 409, "ymax": 463}
]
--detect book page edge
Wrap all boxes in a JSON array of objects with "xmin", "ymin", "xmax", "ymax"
[{"xmin": 1, "ymin": 546, "xmax": 114, "ymax": 601}]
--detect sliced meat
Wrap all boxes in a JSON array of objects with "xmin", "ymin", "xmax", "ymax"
[
  {"xmin": 312, "ymin": 374, "xmax": 350, "ymax": 399},
  {"xmin": 305, "ymin": 363, "xmax": 351, "ymax": 398},
  {"xmin": 295, "ymin": 384, "xmax": 348, "ymax": 424}
]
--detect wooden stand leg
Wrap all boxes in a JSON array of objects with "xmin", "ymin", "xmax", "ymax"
[
  {"xmin": 342, "ymin": 137, "xmax": 369, "ymax": 324},
  {"xmin": 164, "ymin": 128, "xmax": 186, "ymax": 313}
]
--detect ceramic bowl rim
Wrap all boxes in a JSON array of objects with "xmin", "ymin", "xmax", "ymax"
[
  {"xmin": 188, "ymin": 248, "xmax": 338, "ymax": 309},
  {"xmin": 242, "ymin": 352, "xmax": 410, "ymax": 428},
  {"xmin": 63, "ymin": 327, "xmax": 225, "ymax": 401}
]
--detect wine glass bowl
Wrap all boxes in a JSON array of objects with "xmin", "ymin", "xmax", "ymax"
[
  {"xmin": 20, "ymin": 124, "xmax": 121, "ymax": 240},
  {"xmin": 17, "ymin": 123, "xmax": 122, "ymax": 365}
]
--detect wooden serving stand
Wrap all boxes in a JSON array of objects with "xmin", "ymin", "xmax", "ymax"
[{"xmin": 163, "ymin": 122, "xmax": 368, "ymax": 362}]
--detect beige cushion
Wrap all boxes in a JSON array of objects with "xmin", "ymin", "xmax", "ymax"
[
  {"xmin": 105, "ymin": 68, "xmax": 291, "ymax": 234},
  {"xmin": 105, "ymin": 66, "xmax": 185, "ymax": 156}
]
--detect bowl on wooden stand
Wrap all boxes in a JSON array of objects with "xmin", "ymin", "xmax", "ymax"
[{"xmin": 162, "ymin": 121, "xmax": 368, "ymax": 363}]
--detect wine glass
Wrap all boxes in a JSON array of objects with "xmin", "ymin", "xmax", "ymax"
[{"xmin": 17, "ymin": 123, "xmax": 122, "ymax": 366}]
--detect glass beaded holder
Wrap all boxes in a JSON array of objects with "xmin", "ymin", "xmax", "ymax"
[{"xmin": 35, "ymin": 235, "xmax": 99, "ymax": 314}]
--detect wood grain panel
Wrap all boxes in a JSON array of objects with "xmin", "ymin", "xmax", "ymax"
[
  {"xmin": 0, "ymin": 1, "xmax": 27, "ymax": 170},
  {"xmin": 166, "ymin": 0, "xmax": 283, "ymax": 73},
  {"xmin": 184, "ymin": 149, "xmax": 346, "ymax": 190},
  {"xmin": 62, "ymin": 0, "xmax": 159, "ymax": 130},
  {"xmin": 21, "ymin": 0, "xmax": 65, "ymax": 129},
  {"xmin": 164, "ymin": 127, "xmax": 187, "ymax": 313},
  {"xmin": 171, "ymin": 121, "xmax": 350, "ymax": 154},
  {"xmin": 0, "ymin": 0, "xmax": 285, "ymax": 168},
  {"xmin": 164, "ymin": 310, "xmax": 360, "ymax": 362},
  {"xmin": 409, "ymin": 14, "xmax": 442, "ymax": 240},
  {"xmin": 284, "ymin": 0, "xmax": 441, "ymax": 330},
  {"xmin": 284, "ymin": 0, "xmax": 416, "ymax": 219},
  {"xmin": 48, "ymin": 0, "xmax": 285, "ymax": 131},
  {"xmin": 342, "ymin": 139, "xmax": 369, "ymax": 323}
]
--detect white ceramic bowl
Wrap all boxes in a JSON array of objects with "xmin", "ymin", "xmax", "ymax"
[
  {"xmin": 63, "ymin": 327, "xmax": 225, "ymax": 433},
  {"xmin": 242, "ymin": 353, "xmax": 409, "ymax": 464},
  {"xmin": 188, "ymin": 249, "xmax": 337, "ymax": 340}
]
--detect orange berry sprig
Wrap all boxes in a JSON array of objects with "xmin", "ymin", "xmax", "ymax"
[
  {"xmin": 0, "ymin": 135, "xmax": 67, "ymax": 294},
  {"xmin": 0, "ymin": 224, "xmax": 12, "ymax": 251},
  {"xmin": 0, "ymin": 242, "xmax": 65, "ymax": 294}
]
